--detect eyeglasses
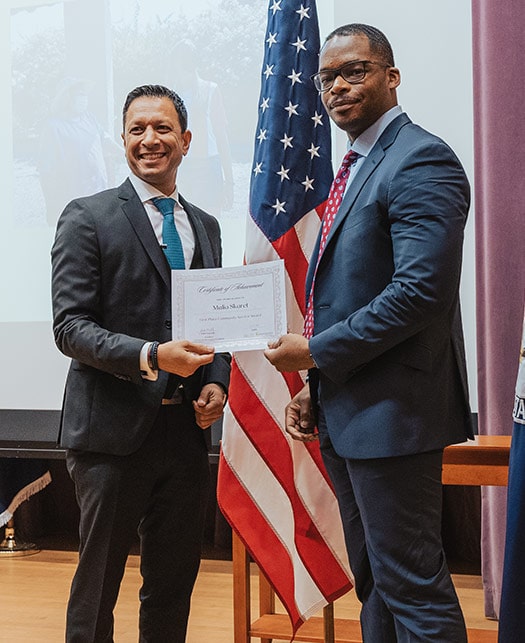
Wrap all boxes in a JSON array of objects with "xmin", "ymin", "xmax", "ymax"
[{"xmin": 311, "ymin": 60, "xmax": 389, "ymax": 92}]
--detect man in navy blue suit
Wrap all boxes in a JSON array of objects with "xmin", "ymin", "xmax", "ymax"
[{"xmin": 265, "ymin": 24, "xmax": 472, "ymax": 642}]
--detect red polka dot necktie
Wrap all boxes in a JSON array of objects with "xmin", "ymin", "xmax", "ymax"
[{"xmin": 304, "ymin": 150, "xmax": 359, "ymax": 339}]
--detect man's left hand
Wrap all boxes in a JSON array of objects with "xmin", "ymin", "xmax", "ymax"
[
  {"xmin": 193, "ymin": 383, "xmax": 227, "ymax": 429},
  {"xmin": 264, "ymin": 333, "xmax": 316, "ymax": 372}
]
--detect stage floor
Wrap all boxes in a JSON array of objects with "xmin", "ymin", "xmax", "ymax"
[{"xmin": 0, "ymin": 549, "xmax": 497, "ymax": 642}]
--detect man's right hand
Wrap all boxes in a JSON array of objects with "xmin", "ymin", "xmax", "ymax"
[
  {"xmin": 286, "ymin": 384, "xmax": 317, "ymax": 442},
  {"xmin": 157, "ymin": 340, "xmax": 215, "ymax": 377}
]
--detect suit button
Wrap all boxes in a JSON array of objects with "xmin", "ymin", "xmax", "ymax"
[{"xmin": 165, "ymin": 320, "xmax": 172, "ymax": 329}]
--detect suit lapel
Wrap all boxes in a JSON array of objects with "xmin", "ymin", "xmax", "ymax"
[
  {"xmin": 306, "ymin": 114, "xmax": 411, "ymax": 295},
  {"xmin": 323, "ymin": 114, "xmax": 411, "ymax": 253},
  {"xmin": 118, "ymin": 179, "xmax": 171, "ymax": 288},
  {"xmin": 180, "ymin": 195, "xmax": 216, "ymax": 268},
  {"xmin": 118, "ymin": 181, "xmax": 215, "ymax": 287},
  {"xmin": 305, "ymin": 151, "xmax": 383, "ymax": 295},
  {"xmin": 324, "ymin": 146, "xmax": 384, "ymax": 248}
]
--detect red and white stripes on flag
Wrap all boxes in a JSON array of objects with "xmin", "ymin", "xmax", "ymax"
[{"xmin": 217, "ymin": 0, "xmax": 352, "ymax": 632}]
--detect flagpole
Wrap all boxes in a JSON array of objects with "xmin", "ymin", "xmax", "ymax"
[{"xmin": 322, "ymin": 604, "xmax": 335, "ymax": 643}]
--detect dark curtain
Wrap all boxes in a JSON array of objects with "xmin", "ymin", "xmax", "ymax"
[{"xmin": 472, "ymin": 0, "xmax": 525, "ymax": 618}]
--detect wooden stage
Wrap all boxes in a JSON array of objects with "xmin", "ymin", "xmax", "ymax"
[
  {"xmin": 0, "ymin": 435, "xmax": 508, "ymax": 642},
  {"xmin": 0, "ymin": 551, "xmax": 498, "ymax": 642}
]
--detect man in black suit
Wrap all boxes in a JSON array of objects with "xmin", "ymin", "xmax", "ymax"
[{"xmin": 51, "ymin": 84, "xmax": 231, "ymax": 642}]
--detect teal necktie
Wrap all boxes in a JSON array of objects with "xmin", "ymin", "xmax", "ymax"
[{"xmin": 151, "ymin": 197, "xmax": 185, "ymax": 269}]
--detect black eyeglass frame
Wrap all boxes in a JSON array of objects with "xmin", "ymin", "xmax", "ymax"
[{"xmin": 311, "ymin": 60, "xmax": 390, "ymax": 92}]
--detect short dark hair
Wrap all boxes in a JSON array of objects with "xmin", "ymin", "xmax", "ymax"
[
  {"xmin": 324, "ymin": 24, "xmax": 395, "ymax": 67},
  {"xmin": 122, "ymin": 84, "xmax": 188, "ymax": 132}
]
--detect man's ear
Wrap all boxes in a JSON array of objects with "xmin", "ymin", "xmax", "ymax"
[
  {"xmin": 388, "ymin": 67, "xmax": 401, "ymax": 90},
  {"xmin": 182, "ymin": 129, "xmax": 192, "ymax": 155}
]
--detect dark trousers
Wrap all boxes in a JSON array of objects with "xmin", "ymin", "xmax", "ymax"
[
  {"xmin": 65, "ymin": 405, "xmax": 210, "ymax": 643},
  {"xmin": 318, "ymin": 418, "xmax": 467, "ymax": 642}
]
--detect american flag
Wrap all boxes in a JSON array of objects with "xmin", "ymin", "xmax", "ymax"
[
  {"xmin": 217, "ymin": 0, "xmax": 352, "ymax": 632},
  {"xmin": 498, "ymin": 305, "xmax": 525, "ymax": 641}
]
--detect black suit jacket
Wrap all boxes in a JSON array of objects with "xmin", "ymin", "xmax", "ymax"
[{"xmin": 51, "ymin": 178, "xmax": 230, "ymax": 455}]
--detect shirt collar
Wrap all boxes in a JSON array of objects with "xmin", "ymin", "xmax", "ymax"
[
  {"xmin": 350, "ymin": 105, "xmax": 403, "ymax": 157},
  {"xmin": 128, "ymin": 173, "xmax": 180, "ymax": 206}
]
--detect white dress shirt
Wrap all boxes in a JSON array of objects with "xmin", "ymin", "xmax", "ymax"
[
  {"xmin": 128, "ymin": 173, "xmax": 195, "ymax": 268},
  {"xmin": 128, "ymin": 174, "xmax": 196, "ymax": 382},
  {"xmin": 345, "ymin": 105, "xmax": 404, "ymax": 191}
]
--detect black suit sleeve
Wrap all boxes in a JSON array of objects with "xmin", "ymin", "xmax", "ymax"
[{"xmin": 52, "ymin": 197, "xmax": 152, "ymax": 385}]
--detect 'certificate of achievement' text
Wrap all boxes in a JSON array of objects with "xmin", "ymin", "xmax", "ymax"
[{"xmin": 171, "ymin": 260, "xmax": 287, "ymax": 352}]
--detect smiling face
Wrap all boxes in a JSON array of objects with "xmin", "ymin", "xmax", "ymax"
[
  {"xmin": 122, "ymin": 95, "xmax": 191, "ymax": 195},
  {"xmin": 319, "ymin": 33, "xmax": 400, "ymax": 142}
]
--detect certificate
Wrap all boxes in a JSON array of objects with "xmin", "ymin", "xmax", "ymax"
[{"xmin": 171, "ymin": 260, "xmax": 287, "ymax": 352}]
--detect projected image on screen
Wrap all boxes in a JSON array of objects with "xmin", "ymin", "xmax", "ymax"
[
  {"xmin": 5, "ymin": 0, "xmax": 264, "ymax": 409},
  {"xmin": 10, "ymin": 0, "xmax": 262, "ymax": 242},
  {"xmin": 3, "ymin": 0, "xmax": 476, "ymax": 414}
]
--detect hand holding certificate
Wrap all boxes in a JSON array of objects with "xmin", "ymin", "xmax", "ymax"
[{"xmin": 171, "ymin": 260, "xmax": 287, "ymax": 352}]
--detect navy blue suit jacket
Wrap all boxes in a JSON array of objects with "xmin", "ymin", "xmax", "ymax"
[
  {"xmin": 51, "ymin": 178, "xmax": 231, "ymax": 456},
  {"xmin": 308, "ymin": 114, "xmax": 473, "ymax": 459}
]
